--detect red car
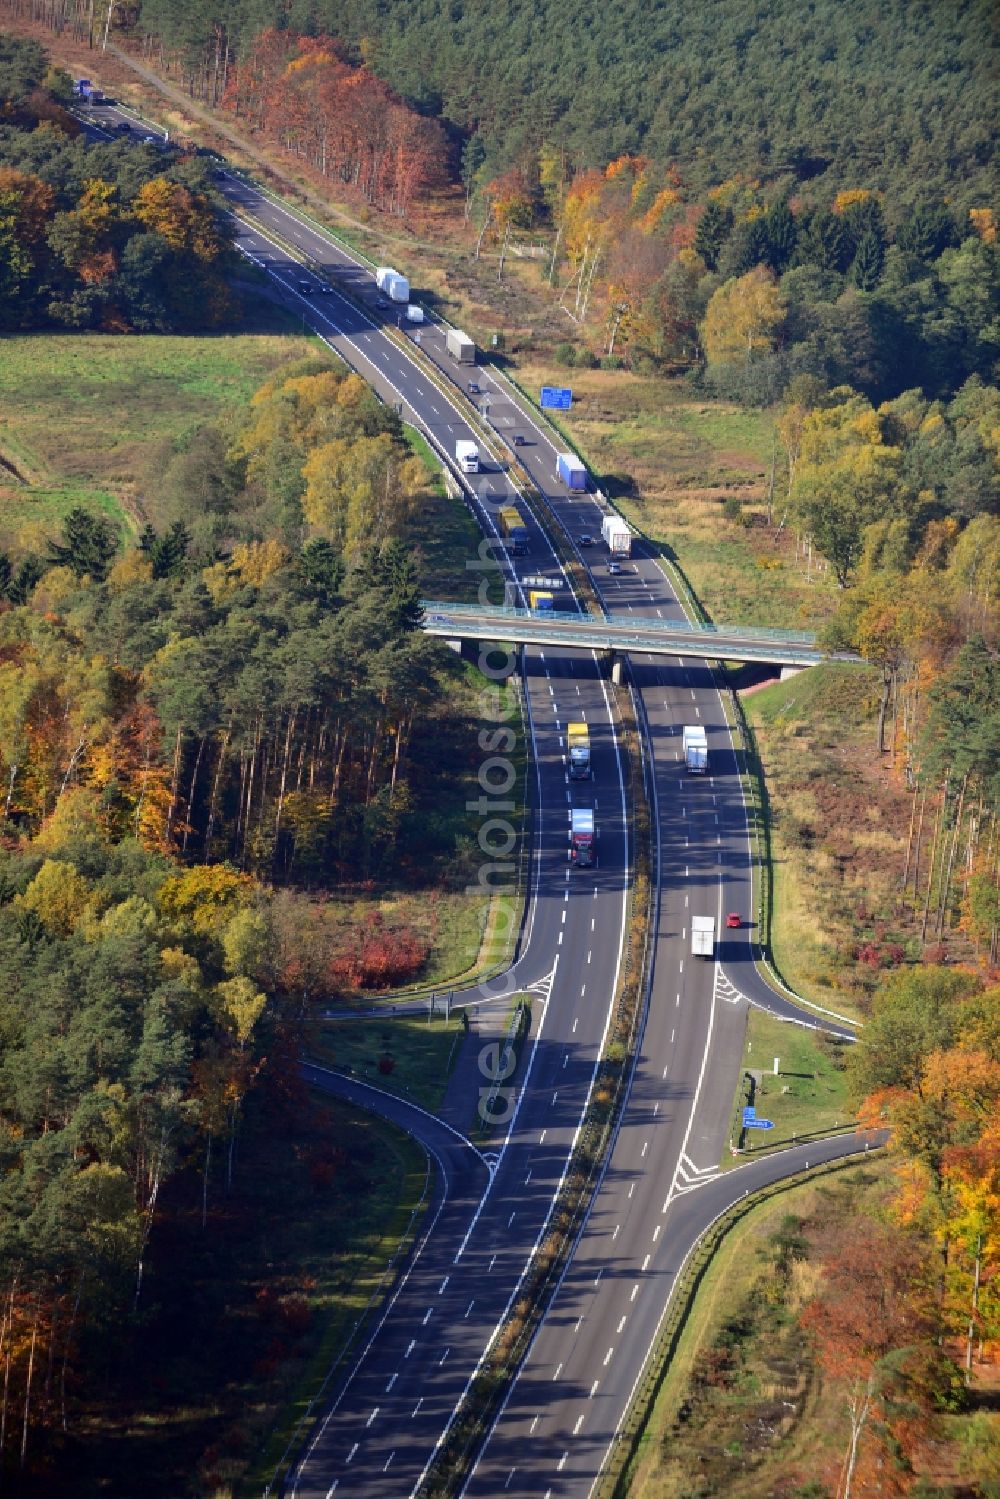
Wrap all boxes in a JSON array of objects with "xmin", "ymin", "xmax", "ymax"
[{"xmin": 726, "ymin": 912, "xmax": 741, "ymax": 929}]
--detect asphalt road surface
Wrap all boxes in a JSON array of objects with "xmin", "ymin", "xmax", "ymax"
[{"xmin": 74, "ymin": 100, "xmax": 865, "ymax": 1497}]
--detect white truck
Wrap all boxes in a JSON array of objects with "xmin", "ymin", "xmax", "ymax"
[
  {"xmin": 601, "ymin": 514, "xmax": 632, "ymax": 557},
  {"xmin": 446, "ymin": 328, "xmax": 476, "ymax": 364},
  {"xmin": 682, "ymin": 725, "xmax": 708, "ymax": 774},
  {"xmin": 455, "ymin": 439, "xmax": 480, "ymax": 474},
  {"xmin": 691, "ymin": 915, "xmax": 715, "ymax": 958},
  {"xmin": 375, "ymin": 266, "xmax": 409, "ymax": 302},
  {"xmin": 405, "ymin": 304, "xmax": 424, "ymax": 323}
]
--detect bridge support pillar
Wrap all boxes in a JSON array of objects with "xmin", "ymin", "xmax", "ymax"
[
  {"xmin": 610, "ymin": 651, "xmax": 625, "ymax": 686},
  {"xmin": 779, "ymin": 664, "xmax": 808, "ymax": 682}
]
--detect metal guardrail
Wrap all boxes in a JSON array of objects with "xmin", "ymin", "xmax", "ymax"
[{"xmin": 423, "ymin": 600, "xmax": 819, "ymax": 644}]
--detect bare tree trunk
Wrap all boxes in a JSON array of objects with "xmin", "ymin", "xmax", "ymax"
[
  {"xmin": 273, "ymin": 709, "xmax": 298, "ymax": 849},
  {"xmin": 921, "ymin": 779, "xmax": 949, "ymax": 943},
  {"xmin": 911, "ymin": 786, "xmax": 927, "ymax": 899},
  {"xmin": 902, "ymin": 781, "xmax": 919, "ymax": 891},
  {"xmin": 181, "ymin": 734, "xmax": 207, "ymax": 853},
  {"xmin": 204, "ymin": 726, "xmax": 231, "ymax": 856},
  {"xmin": 474, "ymin": 204, "xmax": 492, "ymax": 259},
  {"xmin": 548, "ymin": 223, "xmax": 563, "ymax": 285},
  {"xmin": 966, "ymin": 1234, "xmax": 982, "ymax": 1383},
  {"xmin": 164, "ymin": 724, "xmax": 184, "ymax": 844},
  {"xmin": 59, "ymin": 1277, "xmax": 83, "ymax": 1434},
  {"xmin": 19, "ymin": 1319, "xmax": 37, "ymax": 1470},
  {"xmin": 838, "ymin": 1372, "xmax": 875, "ymax": 1499},
  {"xmin": 497, "ymin": 220, "xmax": 511, "ymax": 282},
  {"xmin": 201, "ymin": 1133, "xmax": 212, "ymax": 1230},
  {"xmin": 936, "ymin": 772, "xmax": 969, "ymax": 940}
]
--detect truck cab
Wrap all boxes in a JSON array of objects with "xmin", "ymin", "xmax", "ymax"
[{"xmin": 455, "ymin": 440, "xmax": 480, "ymax": 474}]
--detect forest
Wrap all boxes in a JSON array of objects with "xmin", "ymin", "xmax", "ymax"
[
  {"xmin": 0, "ymin": 35, "xmax": 234, "ymax": 331},
  {"xmin": 0, "ymin": 348, "xmax": 486, "ymax": 1480},
  {"xmin": 119, "ymin": 0, "xmax": 997, "ymax": 207}
]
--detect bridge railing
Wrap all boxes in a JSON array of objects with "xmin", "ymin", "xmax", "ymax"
[{"xmin": 420, "ymin": 600, "xmax": 825, "ymax": 649}]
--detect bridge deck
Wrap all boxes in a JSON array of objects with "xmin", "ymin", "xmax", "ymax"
[{"xmin": 420, "ymin": 601, "xmax": 860, "ymax": 669}]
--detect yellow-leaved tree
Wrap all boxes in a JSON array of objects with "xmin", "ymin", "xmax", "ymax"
[{"xmin": 700, "ymin": 265, "xmax": 786, "ymax": 369}]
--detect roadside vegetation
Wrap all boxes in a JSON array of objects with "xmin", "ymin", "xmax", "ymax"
[
  {"xmin": 722, "ymin": 1009, "xmax": 852, "ymax": 1166},
  {"xmin": 308, "ymin": 1013, "xmax": 465, "ymax": 1114},
  {"xmin": 630, "ymin": 964, "xmax": 1000, "ymax": 1499}
]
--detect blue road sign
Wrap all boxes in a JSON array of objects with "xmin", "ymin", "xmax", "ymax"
[
  {"xmin": 741, "ymin": 1106, "xmax": 756, "ymax": 1125},
  {"xmin": 541, "ymin": 386, "xmax": 573, "ymax": 410},
  {"xmin": 746, "ymin": 1119, "xmax": 775, "ymax": 1130}
]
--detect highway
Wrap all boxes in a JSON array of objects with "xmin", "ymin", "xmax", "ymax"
[{"xmin": 77, "ymin": 98, "xmax": 867, "ymax": 1496}]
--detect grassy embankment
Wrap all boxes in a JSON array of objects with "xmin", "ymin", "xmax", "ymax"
[
  {"xmin": 625, "ymin": 1162, "xmax": 889, "ymax": 1499},
  {"xmin": 511, "ymin": 362, "xmax": 841, "ymax": 632},
  {"xmin": 0, "ymin": 312, "xmax": 312, "ymax": 546},
  {"xmin": 720, "ymin": 1009, "xmax": 853, "ymax": 1168},
  {"xmin": 744, "ymin": 666, "xmax": 939, "ymax": 1016},
  {"xmin": 308, "ymin": 1012, "xmax": 465, "ymax": 1113}
]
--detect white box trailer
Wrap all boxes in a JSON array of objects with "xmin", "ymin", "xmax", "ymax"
[
  {"xmin": 682, "ymin": 725, "xmax": 708, "ymax": 774},
  {"xmin": 375, "ymin": 266, "xmax": 409, "ymax": 302},
  {"xmin": 447, "ymin": 328, "xmax": 476, "ymax": 364},
  {"xmin": 406, "ymin": 304, "xmax": 424, "ymax": 323},
  {"xmin": 601, "ymin": 514, "xmax": 632, "ymax": 556},
  {"xmin": 691, "ymin": 915, "xmax": 715, "ymax": 958},
  {"xmin": 455, "ymin": 439, "xmax": 480, "ymax": 474}
]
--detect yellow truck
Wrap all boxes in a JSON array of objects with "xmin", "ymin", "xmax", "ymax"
[
  {"xmin": 529, "ymin": 590, "xmax": 554, "ymax": 611},
  {"xmin": 567, "ymin": 722, "xmax": 591, "ymax": 779}
]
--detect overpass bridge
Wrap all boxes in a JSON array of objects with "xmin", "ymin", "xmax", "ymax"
[{"xmin": 420, "ymin": 600, "xmax": 860, "ymax": 670}]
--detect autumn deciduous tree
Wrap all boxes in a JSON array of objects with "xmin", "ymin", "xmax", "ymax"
[
  {"xmin": 802, "ymin": 1218, "xmax": 938, "ymax": 1499},
  {"xmin": 700, "ymin": 265, "xmax": 786, "ymax": 380}
]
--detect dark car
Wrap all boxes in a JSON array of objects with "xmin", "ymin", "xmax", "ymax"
[
  {"xmin": 317, "ymin": 282, "xmax": 333, "ymax": 294},
  {"xmin": 115, "ymin": 121, "xmax": 131, "ymax": 133},
  {"xmin": 375, "ymin": 296, "xmax": 390, "ymax": 310},
  {"xmin": 513, "ymin": 433, "xmax": 526, "ymax": 447},
  {"xmin": 726, "ymin": 912, "xmax": 742, "ymax": 929},
  {"xmin": 298, "ymin": 280, "xmax": 314, "ymax": 294},
  {"xmin": 467, "ymin": 381, "xmax": 482, "ymax": 396},
  {"xmin": 579, "ymin": 534, "xmax": 594, "ymax": 546}
]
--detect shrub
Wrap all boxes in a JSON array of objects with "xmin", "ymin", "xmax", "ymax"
[{"xmin": 554, "ymin": 341, "xmax": 577, "ymax": 366}]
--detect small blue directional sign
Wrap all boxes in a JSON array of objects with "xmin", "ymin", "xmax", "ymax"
[
  {"xmin": 746, "ymin": 1119, "xmax": 775, "ymax": 1130},
  {"xmin": 541, "ymin": 385, "xmax": 573, "ymax": 410},
  {"xmin": 742, "ymin": 1105, "xmax": 756, "ymax": 1125}
]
